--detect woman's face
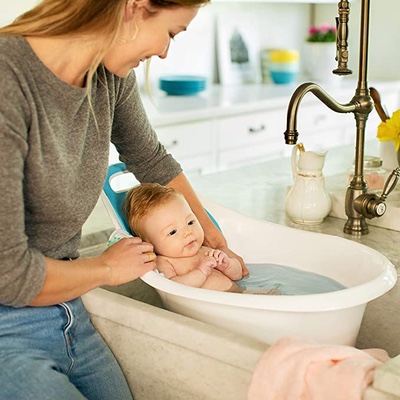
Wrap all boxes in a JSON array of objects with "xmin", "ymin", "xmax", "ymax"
[{"xmin": 103, "ymin": 0, "xmax": 199, "ymax": 77}]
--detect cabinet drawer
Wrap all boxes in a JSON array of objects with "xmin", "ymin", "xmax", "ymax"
[
  {"xmin": 218, "ymin": 138, "xmax": 286, "ymax": 171},
  {"xmin": 156, "ymin": 120, "xmax": 214, "ymax": 159},
  {"xmin": 216, "ymin": 109, "xmax": 286, "ymax": 150},
  {"xmin": 180, "ymin": 154, "xmax": 215, "ymax": 176},
  {"xmin": 297, "ymin": 102, "xmax": 354, "ymax": 134}
]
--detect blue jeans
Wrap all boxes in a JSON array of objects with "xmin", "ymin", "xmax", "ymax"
[{"xmin": 0, "ymin": 297, "xmax": 133, "ymax": 400}]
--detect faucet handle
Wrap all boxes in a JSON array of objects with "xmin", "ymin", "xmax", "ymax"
[
  {"xmin": 380, "ymin": 167, "xmax": 400, "ymax": 201},
  {"xmin": 354, "ymin": 194, "xmax": 386, "ymax": 219},
  {"xmin": 353, "ymin": 168, "xmax": 400, "ymax": 219}
]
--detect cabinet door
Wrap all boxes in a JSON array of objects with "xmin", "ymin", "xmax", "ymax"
[
  {"xmin": 156, "ymin": 120, "xmax": 216, "ymax": 175},
  {"xmin": 216, "ymin": 109, "xmax": 287, "ymax": 169},
  {"xmin": 295, "ymin": 100, "xmax": 355, "ymax": 150},
  {"xmin": 216, "ymin": 109, "xmax": 285, "ymax": 149}
]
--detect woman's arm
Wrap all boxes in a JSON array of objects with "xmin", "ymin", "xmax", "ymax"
[
  {"xmin": 29, "ymin": 237, "xmax": 156, "ymax": 306},
  {"xmin": 166, "ymin": 173, "xmax": 248, "ymax": 276}
]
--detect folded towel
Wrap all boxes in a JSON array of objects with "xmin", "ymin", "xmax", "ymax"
[{"xmin": 247, "ymin": 336, "xmax": 389, "ymax": 400}]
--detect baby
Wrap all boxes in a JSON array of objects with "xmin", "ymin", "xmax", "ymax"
[{"xmin": 123, "ymin": 183, "xmax": 243, "ymax": 292}]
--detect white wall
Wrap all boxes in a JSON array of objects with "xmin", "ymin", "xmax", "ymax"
[
  {"xmin": 138, "ymin": 2, "xmax": 311, "ymax": 88},
  {"xmin": 314, "ymin": 0, "xmax": 400, "ymax": 81}
]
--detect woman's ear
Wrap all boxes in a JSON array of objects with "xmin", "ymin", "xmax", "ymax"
[
  {"xmin": 125, "ymin": 0, "xmax": 152, "ymax": 21},
  {"xmin": 124, "ymin": 0, "xmax": 135, "ymax": 21}
]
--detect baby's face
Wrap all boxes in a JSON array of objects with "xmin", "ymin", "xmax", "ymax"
[{"xmin": 141, "ymin": 195, "xmax": 204, "ymax": 258}]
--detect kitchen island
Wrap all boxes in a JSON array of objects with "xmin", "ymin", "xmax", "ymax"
[
  {"xmin": 82, "ymin": 139, "xmax": 400, "ymax": 356},
  {"xmin": 80, "ymin": 139, "xmax": 400, "ymax": 399}
]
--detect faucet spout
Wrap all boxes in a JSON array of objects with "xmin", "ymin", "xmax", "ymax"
[{"xmin": 284, "ymin": 82, "xmax": 356, "ymax": 145}]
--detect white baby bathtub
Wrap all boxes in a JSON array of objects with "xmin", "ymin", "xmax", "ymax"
[
  {"xmin": 101, "ymin": 165, "xmax": 396, "ymax": 346},
  {"xmin": 140, "ymin": 195, "xmax": 397, "ymax": 346}
]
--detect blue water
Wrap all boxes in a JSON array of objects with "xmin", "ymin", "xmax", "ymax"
[{"xmin": 237, "ymin": 264, "xmax": 346, "ymax": 295}]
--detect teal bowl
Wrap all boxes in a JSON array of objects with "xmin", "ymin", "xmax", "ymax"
[{"xmin": 270, "ymin": 71, "xmax": 298, "ymax": 84}]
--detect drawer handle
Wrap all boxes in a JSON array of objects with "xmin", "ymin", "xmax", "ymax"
[{"xmin": 248, "ymin": 124, "xmax": 266, "ymax": 134}]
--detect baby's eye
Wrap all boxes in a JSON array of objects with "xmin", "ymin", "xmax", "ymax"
[
  {"xmin": 168, "ymin": 229, "xmax": 177, "ymax": 236},
  {"xmin": 188, "ymin": 220, "xmax": 196, "ymax": 226}
]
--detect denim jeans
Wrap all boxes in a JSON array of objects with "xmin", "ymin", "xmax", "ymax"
[{"xmin": 0, "ymin": 297, "xmax": 133, "ymax": 400}]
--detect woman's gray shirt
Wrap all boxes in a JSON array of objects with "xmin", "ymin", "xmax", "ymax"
[{"xmin": 0, "ymin": 36, "xmax": 182, "ymax": 307}]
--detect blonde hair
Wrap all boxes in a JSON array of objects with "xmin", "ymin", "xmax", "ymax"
[{"xmin": 123, "ymin": 182, "xmax": 184, "ymax": 238}]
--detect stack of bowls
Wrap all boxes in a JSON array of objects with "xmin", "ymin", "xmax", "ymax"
[
  {"xmin": 269, "ymin": 49, "xmax": 299, "ymax": 84},
  {"xmin": 159, "ymin": 75, "xmax": 207, "ymax": 96}
]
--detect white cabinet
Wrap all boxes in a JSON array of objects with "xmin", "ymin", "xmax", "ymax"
[
  {"xmin": 139, "ymin": 82, "xmax": 400, "ymax": 176},
  {"xmin": 216, "ymin": 109, "xmax": 288, "ymax": 170},
  {"xmin": 296, "ymin": 100, "xmax": 355, "ymax": 151},
  {"xmin": 108, "ymin": 120, "xmax": 216, "ymax": 176},
  {"xmin": 156, "ymin": 120, "xmax": 216, "ymax": 176}
]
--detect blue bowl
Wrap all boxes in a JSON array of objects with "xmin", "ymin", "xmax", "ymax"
[
  {"xmin": 159, "ymin": 75, "xmax": 207, "ymax": 96},
  {"xmin": 270, "ymin": 71, "xmax": 298, "ymax": 84}
]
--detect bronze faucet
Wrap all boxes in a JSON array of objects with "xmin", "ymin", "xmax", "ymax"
[{"xmin": 284, "ymin": 0, "xmax": 399, "ymax": 235}]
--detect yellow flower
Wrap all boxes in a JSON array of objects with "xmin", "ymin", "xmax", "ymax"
[{"xmin": 377, "ymin": 109, "xmax": 400, "ymax": 151}]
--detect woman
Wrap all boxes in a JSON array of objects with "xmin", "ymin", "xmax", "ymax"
[{"xmin": 0, "ymin": 0, "xmax": 246, "ymax": 398}]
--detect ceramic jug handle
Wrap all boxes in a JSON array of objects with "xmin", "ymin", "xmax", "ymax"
[{"xmin": 291, "ymin": 144, "xmax": 299, "ymax": 181}]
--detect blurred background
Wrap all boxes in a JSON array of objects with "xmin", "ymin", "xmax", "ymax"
[{"xmin": 2, "ymin": 0, "xmax": 399, "ymax": 90}]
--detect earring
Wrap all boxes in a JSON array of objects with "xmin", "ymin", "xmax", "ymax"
[{"xmin": 118, "ymin": 20, "xmax": 139, "ymax": 44}]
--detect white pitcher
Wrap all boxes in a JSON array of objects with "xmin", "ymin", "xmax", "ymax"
[{"xmin": 286, "ymin": 143, "xmax": 332, "ymax": 225}]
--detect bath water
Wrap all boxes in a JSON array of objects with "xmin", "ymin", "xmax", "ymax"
[{"xmin": 237, "ymin": 264, "xmax": 346, "ymax": 295}]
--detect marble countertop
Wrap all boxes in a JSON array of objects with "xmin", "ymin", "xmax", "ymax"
[{"xmin": 188, "ymin": 142, "xmax": 400, "ymax": 270}]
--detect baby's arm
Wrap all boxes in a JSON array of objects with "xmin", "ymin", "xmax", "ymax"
[
  {"xmin": 204, "ymin": 248, "xmax": 243, "ymax": 281},
  {"xmin": 156, "ymin": 256, "xmax": 217, "ymax": 288}
]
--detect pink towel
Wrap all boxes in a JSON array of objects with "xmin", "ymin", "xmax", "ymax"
[{"xmin": 247, "ymin": 336, "xmax": 389, "ymax": 400}]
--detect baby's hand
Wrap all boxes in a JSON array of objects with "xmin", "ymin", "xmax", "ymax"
[
  {"xmin": 205, "ymin": 249, "xmax": 231, "ymax": 271},
  {"xmin": 197, "ymin": 256, "xmax": 218, "ymax": 277}
]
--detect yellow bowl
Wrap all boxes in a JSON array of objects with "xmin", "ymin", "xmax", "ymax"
[{"xmin": 270, "ymin": 49, "xmax": 299, "ymax": 63}]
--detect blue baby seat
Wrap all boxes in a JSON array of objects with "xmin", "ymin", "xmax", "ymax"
[
  {"xmin": 102, "ymin": 162, "xmax": 136, "ymax": 234},
  {"xmin": 101, "ymin": 162, "xmax": 221, "ymax": 235}
]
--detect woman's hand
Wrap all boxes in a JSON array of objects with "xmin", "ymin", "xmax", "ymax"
[{"xmin": 99, "ymin": 237, "xmax": 156, "ymax": 286}]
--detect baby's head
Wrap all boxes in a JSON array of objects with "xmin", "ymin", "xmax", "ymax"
[
  {"xmin": 123, "ymin": 183, "xmax": 204, "ymax": 257},
  {"xmin": 124, "ymin": 183, "xmax": 177, "ymax": 238}
]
